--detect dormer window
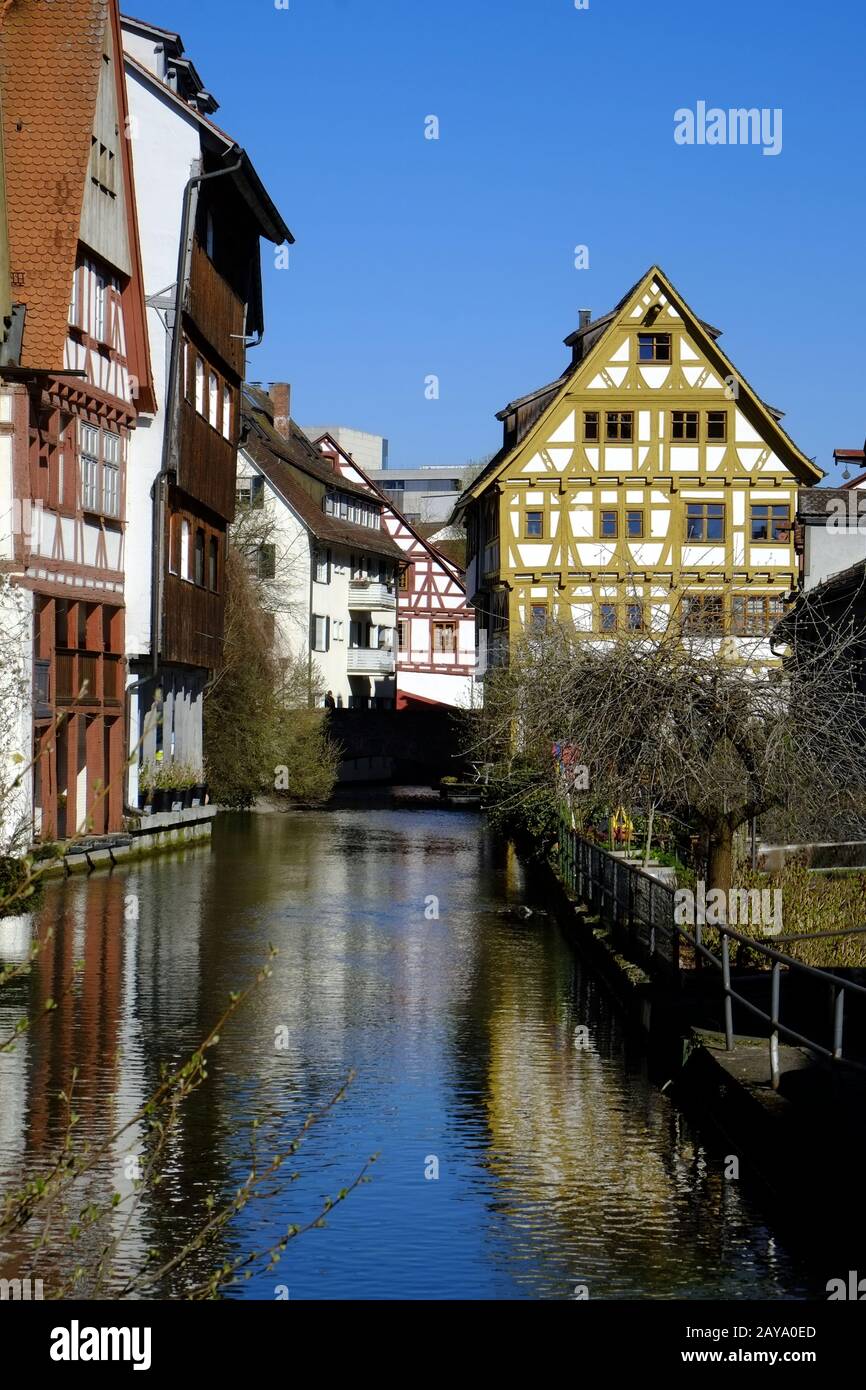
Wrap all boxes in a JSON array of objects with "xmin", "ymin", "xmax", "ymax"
[{"xmin": 637, "ymin": 332, "xmax": 671, "ymax": 363}]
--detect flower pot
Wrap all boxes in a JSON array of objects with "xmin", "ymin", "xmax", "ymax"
[
  {"xmin": 152, "ymin": 788, "xmax": 170, "ymax": 813},
  {"xmin": 191, "ymin": 783, "xmax": 207, "ymax": 807},
  {"xmin": 182, "ymin": 788, "xmax": 194, "ymax": 809}
]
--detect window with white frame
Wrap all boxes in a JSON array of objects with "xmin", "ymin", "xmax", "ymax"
[
  {"xmin": 208, "ymin": 371, "xmax": 219, "ymax": 429},
  {"xmin": 312, "ymin": 615, "xmax": 329, "ymax": 652},
  {"xmin": 79, "ymin": 424, "xmax": 100, "ymax": 511},
  {"xmin": 180, "ymin": 519, "xmax": 191, "ymax": 581},
  {"xmin": 94, "ymin": 272, "xmax": 107, "ymax": 343},
  {"xmin": 102, "ymin": 433, "xmax": 120, "ymax": 517},
  {"xmin": 69, "ymin": 266, "xmax": 80, "ymax": 329},
  {"xmin": 222, "ymin": 384, "xmax": 232, "ymax": 440},
  {"xmin": 195, "ymin": 357, "xmax": 205, "ymax": 415},
  {"xmin": 314, "ymin": 547, "xmax": 331, "ymax": 584}
]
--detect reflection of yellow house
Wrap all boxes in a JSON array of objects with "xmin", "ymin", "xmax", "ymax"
[{"xmin": 455, "ymin": 267, "xmax": 821, "ymax": 663}]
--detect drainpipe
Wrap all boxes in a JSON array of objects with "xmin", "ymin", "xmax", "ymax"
[{"xmin": 151, "ymin": 154, "xmax": 244, "ymax": 677}]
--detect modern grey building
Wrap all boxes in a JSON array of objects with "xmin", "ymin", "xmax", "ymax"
[
  {"xmin": 302, "ymin": 426, "xmax": 389, "ymax": 475},
  {"xmin": 365, "ymin": 467, "xmax": 464, "ymax": 523}
]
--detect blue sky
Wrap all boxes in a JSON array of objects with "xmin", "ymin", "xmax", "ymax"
[{"xmin": 132, "ymin": 0, "xmax": 866, "ymax": 476}]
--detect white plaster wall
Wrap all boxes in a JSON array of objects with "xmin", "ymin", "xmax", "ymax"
[
  {"xmin": 122, "ymin": 61, "xmax": 201, "ymax": 657},
  {"xmin": 804, "ymin": 524, "xmax": 866, "ymax": 590}
]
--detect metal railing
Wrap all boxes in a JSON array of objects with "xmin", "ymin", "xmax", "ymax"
[
  {"xmin": 559, "ymin": 825, "xmax": 679, "ymax": 975},
  {"xmin": 559, "ymin": 823, "xmax": 866, "ymax": 1087}
]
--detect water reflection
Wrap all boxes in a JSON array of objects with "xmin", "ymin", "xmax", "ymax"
[{"xmin": 0, "ymin": 810, "xmax": 816, "ymax": 1299}]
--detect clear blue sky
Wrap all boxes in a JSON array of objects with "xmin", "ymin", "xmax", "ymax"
[{"xmin": 132, "ymin": 0, "xmax": 866, "ymax": 477}]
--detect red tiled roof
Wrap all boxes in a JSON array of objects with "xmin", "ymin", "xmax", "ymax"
[{"xmin": 0, "ymin": 0, "xmax": 108, "ymax": 366}]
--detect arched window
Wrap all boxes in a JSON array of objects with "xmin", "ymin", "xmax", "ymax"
[
  {"xmin": 194, "ymin": 528, "xmax": 205, "ymax": 586},
  {"xmin": 208, "ymin": 536, "xmax": 218, "ymax": 592},
  {"xmin": 222, "ymin": 385, "xmax": 232, "ymax": 440},
  {"xmin": 180, "ymin": 518, "xmax": 190, "ymax": 581}
]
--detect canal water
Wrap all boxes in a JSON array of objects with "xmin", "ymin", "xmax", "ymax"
[{"xmin": 0, "ymin": 807, "xmax": 818, "ymax": 1299}]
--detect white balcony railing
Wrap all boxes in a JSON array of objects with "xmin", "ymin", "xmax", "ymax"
[
  {"xmin": 346, "ymin": 648, "xmax": 395, "ymax": 675},
  {"xmin": 348, "ymin": 580, "xmax": 397, "ymax": 611}
]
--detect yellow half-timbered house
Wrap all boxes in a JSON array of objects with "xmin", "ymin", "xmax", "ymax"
[{"xmin": 455, "ymin": 266, "xmax": 822, "ymax": 665}]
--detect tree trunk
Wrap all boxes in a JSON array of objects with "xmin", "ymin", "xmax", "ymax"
[
  {"xmin": 707, "ymin": 820, "xmax": 735, "ymax": 894},
  {"xmin": 643, "ymin": 804, "xmax": 655, "ymax": 869}
]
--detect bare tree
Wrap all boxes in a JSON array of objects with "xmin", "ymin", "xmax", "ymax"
[{"xmin": 468, "ymin": 600, "xmax": 866, "ymax": 892}]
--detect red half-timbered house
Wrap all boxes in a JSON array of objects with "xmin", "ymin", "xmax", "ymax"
[
  {"xmin": 0, "ymin": 0, "xmax": 153, "ymax": 840},
  {"xmin": 313, "ymin": 432, "xmax": 476, "ymax": 708}
]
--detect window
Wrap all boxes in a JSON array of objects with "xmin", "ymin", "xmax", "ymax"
[
  {"xmin": 208, "ymin": 537, "xmax": 219, "ymax": 592},
  {"xmin": 208, "ymin": 371, "xmax": 219, "ymax": 429},
  {"xmin": 194, "ymin": 528, "xmax": 205, "ymax": 586},
  {"xmin": 672, "ymin": 411, "xmax": 699, "ymax": 441},
  {"xmin": 69, "ymin": 266, "xmax": 80, "ymax": 329},
  {"xmin": 706, "ymin": 411, "xmax": 727, "ymax": 441},
  {"xmin": 682, "ymin": 595, "xmax": 724, "ymax": 635},
  {"xmin": 79, "ymin": 424, "xmax": 100, "ymax": 511},
  {"xmin": 606, "ymin": 411, "xmax": 633, "ymax": 441},
  {"xmin": 314, "ymin": 547, "xmax": 331, "ymax": 584},
  {"xmin": 529, "ymin": 603, "xmax": 548, "ymax": 632},
  {"xmin": 332, "ymin": 620, "xmax": 344, "ymax": 641},
  {"xmin": 433, "ymin": 621, "xmax": 457, "ymax": 652},
  {"xmin": 236, "ymin": 475, "xmax": 264, "ymax": 509},
  {"xmin": 626, "ymin": 601, "xmax": 644, "ymax": 631},
  {"xmin": 222, "ymin": 385, "xmax": 232, "ymax": 440},
  {"xmin": 525, "ymin": 510, "xmax": 544, "ymax": 539},
  {"xmin": 169, "ymin": 514, "xmax": 178, "ymax": 575},
  {"xmin": 599, "ymin": 603, "xmax": 617, "ymax": 632},
  {"xmin": 637, "ymin": 332, "xmax": 671, "ymax": 362},
  {"xmin": 180, "ymin": 519, "xmax": 191, "ymax": 581},
  {"xmin": 600, "ymin": 509, "xmax": 618, "ymax": 539},
  {"xmin": 256, "ymin": 544, "xmax": 276, "ymax": 580},
  {"xmin": 750, "ymin": 504, "xmax": 790, "ymax": 543},
  {"xmin": 583, "ymin": 411, "xmax": 599, "ymax": 442},
  {"xmin": 626, "ymin": 509, "xmax": 644, "ymax": 538},
  {"xmin": 94, "ymin": 272, "xmax": 107, "ymax": 342},
  {"xmin": 195, "ymin": 357, "xmax": 205, "ymax": 415},
  {"xmin": 732, "ymin": 595, "xmax": 786, "ymax": 636},
  {"xmin": 398, "ymin": 566, "xmax": 411, "ymax": 592},
  {"xmin": 313, "ymin": 615, "xmax": 329, "ymax": 652},
  {"xmin": 686, "ymin": 502, "xmax": 725, "ymax": 542},
  {"xmin": 398, "ymin": 619, "xmax": 409, "ymax": 652},
  {"xmin": 102, "ymin": 433, "xmax": 120, "ymax": 517}
]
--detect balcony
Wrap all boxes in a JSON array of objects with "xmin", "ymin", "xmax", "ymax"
[
  {"xmin": 347, "ymin": 648, "xmax": 395, "ymax": 676},
  {"xmin": 187, "ymin": 242, "xmax": 246, "ymax": 376},
  {"xmin": 348, "ymin": 580, "xmax": 397, "ymax": 612}
]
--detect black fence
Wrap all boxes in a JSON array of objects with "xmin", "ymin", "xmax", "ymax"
[
  {"xmin": 558, "ymin": 820, "xmax": 866, "ymax": 1085},
  {"xmin": 559, "ymin": 822, "xmax": 679, "ymax": 975}
]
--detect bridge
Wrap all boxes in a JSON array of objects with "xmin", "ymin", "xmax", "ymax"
[{"xmin": 328, "ymin": 706, "xmax": 470, "ymax": 784}]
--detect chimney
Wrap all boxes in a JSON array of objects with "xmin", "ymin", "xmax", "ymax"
[
  {"xmin": 269, "ymin": 382, "xmax": 291, "ymax": 440},
  {"xmin": 579, "ymin": 308, "xmax": 592, "ymax": 330}
]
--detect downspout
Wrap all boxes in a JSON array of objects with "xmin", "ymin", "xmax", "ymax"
[{"xmin": 151, "ymin": 154, "xmax": 243, "ymax": 677}]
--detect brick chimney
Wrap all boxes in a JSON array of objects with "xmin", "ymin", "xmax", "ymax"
[{"xmin": 269, "ymin": 382, "xmax": 291, "ymax": 440}]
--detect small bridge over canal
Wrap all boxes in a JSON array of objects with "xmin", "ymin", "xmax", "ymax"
[{"xmin": 329, "ymin": 706, "xmax": 469, "ymax": 784}]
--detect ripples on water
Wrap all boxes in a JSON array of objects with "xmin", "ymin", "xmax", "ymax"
[{"xmin": 0, "ymin": 808, "xmax": 816, "ymax": 1299}]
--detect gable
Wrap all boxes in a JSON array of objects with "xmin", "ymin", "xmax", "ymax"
[{"xmin": 465, "ymin": 266, "xmax": 820, "ymax": 501}]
